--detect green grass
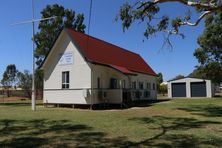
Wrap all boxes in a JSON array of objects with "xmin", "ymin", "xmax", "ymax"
[{"xmin": 0, "ymin": 98, "xmax": 222, "ymax": 147}]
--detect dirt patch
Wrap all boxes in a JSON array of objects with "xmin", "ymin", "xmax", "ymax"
[{"xmin": 0, "ymin": 97, "xmax": 28, "ymax": 102}]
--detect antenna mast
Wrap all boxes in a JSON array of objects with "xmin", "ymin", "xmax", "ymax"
[
  {"xmin": 12, "ymin": 0, "xmax": 57, "ymax": 111},
  {"xmin": 31, "ymin": 0, "xmax": 36, "ymax": 111}
]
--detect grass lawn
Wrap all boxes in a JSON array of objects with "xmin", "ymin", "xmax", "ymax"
[{"xmin": 0, "ymin": 98, "xmax": 222, "ymax": 147}]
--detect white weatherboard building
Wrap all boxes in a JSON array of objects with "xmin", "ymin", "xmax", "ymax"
[
  {"xmin": 168, "ymin": 77, "xmax": 214, "ymax": 98},
  {"xmin": 41, "ymin": 28, "xmax": 157, "ymax": 106}
]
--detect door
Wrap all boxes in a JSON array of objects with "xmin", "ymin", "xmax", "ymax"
[
  {"xmin": 191, "ymin": 82, "xmax": 206, "ymax": 97},
  {"xmin": 172, "ymin": 83, "xmax": 186, "ymax": 97}
]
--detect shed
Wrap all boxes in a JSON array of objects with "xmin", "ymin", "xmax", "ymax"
[{"xmin": 168, "ymin": 77, "xmax": 214, "ymax": 98}]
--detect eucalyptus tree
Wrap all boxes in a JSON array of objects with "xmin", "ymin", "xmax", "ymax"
[
  {"xmin": 117, "ymin": 0, "xmax": 222, "ymax": 47},
  {"xmin": 34, "ymin": 4, "xmax": 86, "ymax": 66}
]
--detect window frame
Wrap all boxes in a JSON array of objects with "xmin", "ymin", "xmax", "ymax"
[
  {"xmin": 147, "ymin": 82, "xmax": 151, "ymax": 90},
  {"xmin": 62, "ymin": 71, "xmax": 70, "ymax": 89},
  {"xmin": 110, "ymin": 78, "xmax": 118, "ymax": 89},
  {"xmin": 122, "ymin": 80, "xmax": 126, "ymax": 89},
  {"xmin": 97, "ymin": 77, "xmax": 101, "ymax": 89},
  {"xmin": 139, "ymin": 82, "xmax": 144, "ymax": 90},
  {"xmin": 153, "ymin": 83, "xmax": 156, "ymax": 90},
  {"xmin": 132, "ymin": 81, "xmax": 137, "ymax": 89}
]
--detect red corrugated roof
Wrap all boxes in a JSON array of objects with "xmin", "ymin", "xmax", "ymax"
[
  {"xmin": 66, "ymin": 28, "xmax": 157, "ymax": 76},
  {"xmin": 110, "ymin": 65, "xmax": 136, "ymax": 75}
]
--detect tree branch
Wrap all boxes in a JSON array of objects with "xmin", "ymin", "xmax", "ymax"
[
  {"xmin": 138, "ymin": 0, "xmax": 222, "ymax": 11},
  {"xmin": 179, "ymin": 11, "xmax": 212, "ymax": 26}
]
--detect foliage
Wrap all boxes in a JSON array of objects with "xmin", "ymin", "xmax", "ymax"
[
  {"xmin": 201, "ymin": 62, "xmax": 222, "ymax": 83},
  {"xmin": 188, "ymin": 67, "xmax": 206, "ymax": 79},
  {"xmin": 34, "ymin": 4, "xmax": 86, "ymax": 66},
  {"xmin": 17, "ymin": 70, "xmax": 32, "ymax": 98},
  {"xmin": 0, "ymin": 64, "xmax": 18, "ymax": 97},
  {"xmin": 117, "ymin": 1, "xmax": 167, "ymax": 38},
  {"xmin": 116, "ymin": 1, "xmax": 222, "ymax": 47},
  {"xmin": 194, "ymin": 12, "xmax": 222, "ymax": 83},
  {"xmin": 1, "ymin": 64, "xmax": 18, "ymax": 89},
  {"xmin": 35, "ymin": 69, "xmax": 43, "ymax": 91},
  {"xmin": 159, "ymin": 84, "xmax": 167, "ymax": 95},
  {"xmin": 157, "ymin": 72, "xmax": 163, "ymax": 84},
  {"xmin": 169, "ymin": 74, "xmax": 185, "ymax": 81},
  {"xmin": 157, "ymin": 72, "xmax": 163, "ymax": 92}
]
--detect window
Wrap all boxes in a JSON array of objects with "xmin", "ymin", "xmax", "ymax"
[
  {"xmin": 147, "ymin": 83, "xmax": 151, "ymax": 90},
  {"xmin": 110, "ymin": 78, "xmax": 118, "ymax": 89},
  {"xmin": 62, "ymin": 71, "xmax": 69, "ymax": 89},
  {"xmin": 122, "ymin": 80, "xmax": 126, "ymax": 89},
  {"xmin": 153, "ymin": 83, "xmax": 156, "ymax": 90},
  {"xmin": 144, "ymin": 91, "xmax": 150, "ymax": 98},
  {"xmin": 139, "ymin": 82, "xmax": 144, "ymax": 90},
  {"xmin": 139, "ymin": 91, "xmax": 143, "ymax": 97},
  {"xmin": 97, "ymin": 77, "xmax": 100, "ymax": 89},
  {"xmin": 135, "ymin": 91, "xmax": 140, "ymax": 98},
  {"xmin": 132, "ymin": 82, "xmax": 137, "ymax": 89}
]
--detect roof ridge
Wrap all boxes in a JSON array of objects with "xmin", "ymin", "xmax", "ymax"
[{"xmin": 66, "ymin": 28, "xmax": 140, "ymax": 56}]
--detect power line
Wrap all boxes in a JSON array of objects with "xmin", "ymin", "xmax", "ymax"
[{"xmin": 88, "ymin": 0, "xmax": 93, "ymax": 36}]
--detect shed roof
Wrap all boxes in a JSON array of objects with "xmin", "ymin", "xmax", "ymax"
[{"xmin": 168, "ymin": 77, "xmax": 211, "ymax": 82}]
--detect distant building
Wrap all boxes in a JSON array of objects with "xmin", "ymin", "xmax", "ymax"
[
  {"xmin": 160, "ymin": 82, "xmax": 167, "ymax": 86},
  {"xmin": 40, "ymin": 28, "xmax": 157, "ymax": 106}
]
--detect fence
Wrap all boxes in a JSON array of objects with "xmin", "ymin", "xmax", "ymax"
[{"xmin": 0, "ymin": 89, "xmax": 43, "ymax": 100}]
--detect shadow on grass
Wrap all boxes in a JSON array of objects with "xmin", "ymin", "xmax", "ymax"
[
  {"xmin": 0, "ymin": 99, "xmax": 172, "ymax": 110},
  {"xmin": 129, "ymin": 99, "xmax": 171, "ymax": 107},
  {"xmin": 0, "ymin": 119, "xmax": 132, "ymax": 147},
  {"xmin": 0, "ymin": 101, "xmax": 43, "ymax": 107},
  {"xmin": 0, "ymin": 102, "xmax": 31, "ymax": 107},
  {"xmin": 127, "ymin": 116, "xmax": 222, "ymax": 147},
  {"xmin": 0, "ymin": 116, "xmax": 221, "ymax": 147},
  {"xmin": 94, "ymin": 99, "xmax": 171, "ymax": 110},
  {"xmin": 0, "ymin": 119, "xmax": 92, "ymax": 147},
  {"xmin": 178, "ymin": 105, "xmax": 222, "ymax": 117}
]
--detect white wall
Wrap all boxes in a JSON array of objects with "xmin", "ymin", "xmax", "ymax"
[
  {"xmin": 168, "ymin": 78, "xmax": 213, "ymax": 98},
  {"xmin": 91, "ymin": 64, "xmax": 157, "ymax": 101},
  {"xmin": 130, "ymin": 72, "xmax": 157, "ymax": 100},
  {"xmin": 43, "ymin": 31, "xmax": 91, "ymax": 104}
]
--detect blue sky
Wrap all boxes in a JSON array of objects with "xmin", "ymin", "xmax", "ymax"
[{"xmin": 0, "ymin": 0, "xmax": 204, "ymax": 81}]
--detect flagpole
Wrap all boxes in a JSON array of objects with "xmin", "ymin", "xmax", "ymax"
[{"xmin": 31, "ymin": 0, "xmax": 36, "ymax": 111}]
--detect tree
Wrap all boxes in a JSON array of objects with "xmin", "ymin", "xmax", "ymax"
[
  {"xmin": 156, "ymin": 73, "xmax": 167, "ymax": 95},
  {"xmin": 193, "ymin": 12, "xmax": 222, "ymax": 83},
  {"xmin": 169, "ymin": 74, "xmax": 185, "ymax": 81},
  {"xmin": 188, "ymin": 67, "xmax": 206, "ymax": 79},
  {"xmin": 34, "ymin": 4, "xmax": 86, "ymax": 66},
  {"xmin": 157, "ymin": 72, "xmax": 163, "ymax": 93},
  {"xmin": 1, "ymin": 64, "xmax": 18, "ymax": 88},
  {"xmin": 35, "ymin": 69, "xmax": 44, "ymax": 99},
  {"xmin": 1, "ymin": 64, "xmax": 18, "ymax": 97},
  {"xmin": 117, "ymin": 0, "xmax": 222, "ymax": 46},
  {"xmin": 17, "ymin": 70, "xmax": 32, "ymax": 98},
  {"xmin": 159, "ymin": 84, "xmax": 167, "ymax": 95},
  {"xmin": 157, "ymin": 73, "xmax": 163, "ymax": 84}
]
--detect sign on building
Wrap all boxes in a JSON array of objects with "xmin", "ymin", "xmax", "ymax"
[{"xmin": 58, "ymin": 52, "xmax": 73, "ymax": 65}]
